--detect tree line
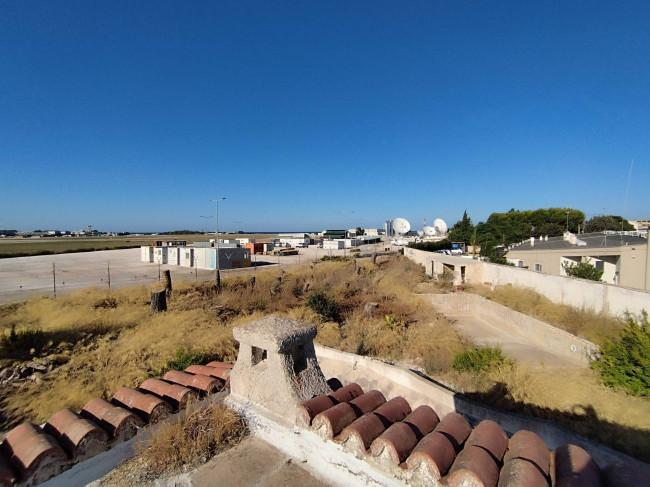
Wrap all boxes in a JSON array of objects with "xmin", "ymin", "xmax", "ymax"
[{"xmin": 424, "ymin": 208, "xmax": 634, "ymax": 264}]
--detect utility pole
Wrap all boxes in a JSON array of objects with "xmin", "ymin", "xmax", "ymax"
[
  {"xmin": 107, "ymin": 261, "xmax": 111, "ymax": 290},
  {"xmin": 52, "ymin": 262, "xmax": 56, "ymax": 299},
  {"xmin": 210, "ymin": 197, "xmax": 226, "ymax": 291}
]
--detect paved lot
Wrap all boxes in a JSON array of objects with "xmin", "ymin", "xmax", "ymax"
[{"xmin": 0, "ymin": 243, "xmax": 391, "ymax": 304}]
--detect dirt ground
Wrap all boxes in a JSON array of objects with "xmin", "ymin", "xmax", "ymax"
[{"xmin": 0, "ymin": 243, "xmax": 390, "ymax": 304}]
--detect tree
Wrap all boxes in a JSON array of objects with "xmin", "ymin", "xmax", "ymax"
[
  {"xmin": 448, "ymin": 210, "xmax": 474, "ymax": 244},
  {"xmin": 584, "ymin": 215, "xmax": 634, "ymax": 233},
  {"xmin": 562, "ymin": 260, "xmax": 603, "ymax": 281},
  {"xmin": 355, "ymin": 227, "xmax": 364, "ymax": 236}
]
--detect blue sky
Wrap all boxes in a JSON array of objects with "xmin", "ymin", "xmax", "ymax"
[{"xmin": 1, "ymin": 1, "xmax": 649, "ymax": 233}]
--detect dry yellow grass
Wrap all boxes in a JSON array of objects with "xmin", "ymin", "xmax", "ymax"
[
  {"xmin": 0, "ymin": 255, "xmax": 462, "ymax": 428},
  {"xmin": 137, "ymin": 403, "xmax": 246, "ymax": 472}
]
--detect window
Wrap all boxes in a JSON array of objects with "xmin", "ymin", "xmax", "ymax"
[
  {"xmin": 534, "ymin": 263, "xmax": 542, "ymax": 272},
  {"xmin": 251, "ymin": 346, "xmax": 267, "ymax": 366},
  {"xmin": 291, "ymin": 345, "xmax": 307, "ymax": 375},
  {"xmin": 594, "ymin": 260, "xmax": 604, "ymax": 271}
]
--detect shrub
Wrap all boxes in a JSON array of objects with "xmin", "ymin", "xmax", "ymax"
[
  {"xmin": 562, "ymin": 260, "xmax": 603, "ymax": 281},
  {"xmin": 0, "ymin": 325, "xmax": 47, "ymax": 359},
  {"xmin": 408, "ymin": 240, "xmax": 452, "ymax": 252},
  {"xmin": 592, "ymin": 314, "xmax": 650, "ymax": 396},
  {"xmin": 452, "ymin": 345, "xmax": 512, "ymax": 372},
  {"xmin": 94, "ymin": 296, "xmax": 118, "ymax": 309},
  {"xmin": 160, "ymin": 347, "xmax": 205, "ymax": 373},
  {"xmin": 306, "ymin": 291, "xmax": 341, "ymax": 322}
]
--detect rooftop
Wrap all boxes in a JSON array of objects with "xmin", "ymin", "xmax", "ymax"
[{"xmin": 507, "ymin": 231, "xmax": 647, "ymax": 253}]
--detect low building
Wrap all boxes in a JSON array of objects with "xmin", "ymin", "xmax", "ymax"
[
  {"xmin": 140, "ymin": 246, "xmax": 154, "ymax": 263},
  {"xmin": 278, "ymin": 233, "xmax": 310, "ymax": 247},
  {"xmin": 193, "ymin": 247, "xmax": 251, "ymax": 270},
  {"xmin": 505, "ymin": 231, "xmax": 650, "ymax": 290},
  {"xmin": 629, "ymin": 219, "xmax": 650, "ymax": 230}
]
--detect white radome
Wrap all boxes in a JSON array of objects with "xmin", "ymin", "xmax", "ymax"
[
  {"xmin": 393, "ymin": 218, "xmax": 411, "ymax": 235},
  {"xmin": 433, "ymin": 218, "xmax": 448, "ymax": 234},
  {"xmin": 423, "ymin": 225, "xmax": 437, "ymax": 236}
]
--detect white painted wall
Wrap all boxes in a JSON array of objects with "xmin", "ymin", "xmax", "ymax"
[{"xmin": 405, "ymin": 248, "xmax": 650, "ymax": 317}]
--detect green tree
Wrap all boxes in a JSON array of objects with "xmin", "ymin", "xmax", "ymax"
[
  {"xmin": 355, "ymin": 227, "xmax": 364, "ymax": 236},
  {"xmin": 584, "ymin": 215, "xmax": 635, "ymax": 233},
  {"xmin": 408, "ymin": 239, "xmax": 452, "ymax": 252},
  {"xmin": 448, "ymin": 210, "xmax": 474, "ymax": 244},
  {"xmin": 562, "ymin": 260, "xmax": 603, "ymax": 281}
]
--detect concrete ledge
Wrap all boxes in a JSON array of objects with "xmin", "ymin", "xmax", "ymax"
[{"xmin": 423, "ymin": 292, "xmax": 599, "ymax": 365}]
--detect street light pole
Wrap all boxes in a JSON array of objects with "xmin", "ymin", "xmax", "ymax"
[{"xmin": 210, "ymin": 198, "xmax": 226, "ymax": 290}]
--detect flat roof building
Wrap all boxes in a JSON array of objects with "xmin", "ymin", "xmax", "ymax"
[{"xmin": 506, "ymin": 231, "xmax": 650, "ymax": 290}]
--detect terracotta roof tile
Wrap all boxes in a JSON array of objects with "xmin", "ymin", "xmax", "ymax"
[
  {"xmin": 80, "ymin": 397, "xmax": 143, "ymax": 441},
  {"xmin": 406, "ymin": 430, "xmax": 457, "ymax": 480},
  {"xmin": 445, "ymin": 442, "xmax": 503, "ymax": 487},
  {"xmin": 338, "ymin": 397, "xmax": 411, "ymax": 454},
  {"xmin": 498, "ymin": 429, "xmax": 550, "ymax": 487},
  {"xmin": 205, "ymin": 361, "xmax": 234, "ymax": 369},
  {"xmin": 297, "ymin": 383, "xmax": 364, "ymax": 426},
  {"xmin": 43, "ymin": 408, "xmax": 108, "ymax": 461},
  {"xmin": 311, "ymin": 390, "xmax": 386, "ymax": 439},
  {"xmin": 185, "ymin": 364, "xmax": 230, "ymax": 382},
  {"xmin": 139, "ymin": 378, "xmax": 199, "ymax": 411},
  {"xmin": 464, "ymin": 420, "xmax": 509, "ymax": 460},
  {"xmin": 0, "ymin": 422, "xmax": 67, "ymax": 484},
  {"xmin": 163, "ymin": 370, "xmax": 221, "ymax": 394},
  {"xmin": 370, "ymin": 405, "xmax": 439, "ymax": 464},
  {"xmin": 431, "ymin": 411, "xmax": 472, "ymax": 453},
  {"xmin": 111, "ymin": 387, "xmax": 173, "ymax": 423}
]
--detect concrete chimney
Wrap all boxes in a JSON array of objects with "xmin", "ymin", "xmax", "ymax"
[{"xmin": 530, "ymin": 237, "xmax": 535, "ymax": 247}]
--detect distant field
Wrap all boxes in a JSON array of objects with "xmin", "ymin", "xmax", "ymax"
[{"xmin": 0, "ymin": 234, "xmax": 277, "ymax": 258}]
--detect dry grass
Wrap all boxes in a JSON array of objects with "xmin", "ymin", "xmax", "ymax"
[
  {"xmin": 468, "ymin": 284, "xmax": 624, "ymax": 344},
  {"xmin": 137, "ymin": 403, "xmax": 246, "ymax": 472},
  {"xmin": 0, "ymin": 254, "xmax": 464, "ymax": 428}
]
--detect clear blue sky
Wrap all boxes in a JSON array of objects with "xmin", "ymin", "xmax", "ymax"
[{"xmin": 1, "ymin": 1, "xmax": 649, "ymax": 233}]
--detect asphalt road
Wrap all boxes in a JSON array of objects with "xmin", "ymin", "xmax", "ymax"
[{"xmin": 0, "ymin": 243, "xmax": 392, "ymax": 304}]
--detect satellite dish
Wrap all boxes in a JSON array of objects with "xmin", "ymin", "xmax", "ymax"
[
  {"xmin": 423, "ymin": 225, "xmax": 437, "ymax": 237},
  {"xmin": 433, "ymin": 218, "xmax": 448, "ymax": 235},
  {"xmin": 393, "ymin": 218, "xmax": 410, "ymax": 235}
]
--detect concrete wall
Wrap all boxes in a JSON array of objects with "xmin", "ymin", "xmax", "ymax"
[
  {"xmin": 140, "ymin": 246, "xmax": 153, "ymax": 263},
  {"xmin": 424, "ymin": 293, "xmax": 598, "ymax": 365},
  {"xmin": 314, "ymin": 344, "xmax": 637, "ymax": 469},
  {"xmin": 405, "ymin": 247, "xmax": 650, "ymax": 317}
]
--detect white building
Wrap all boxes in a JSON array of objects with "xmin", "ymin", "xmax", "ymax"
[
  {"xmin": 278, "ymin": 233, "xmax": 310, "ymax": 247},
  {"xmin": 384, "ymin": 220, "xmax": 394, "ymax": 237}
]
